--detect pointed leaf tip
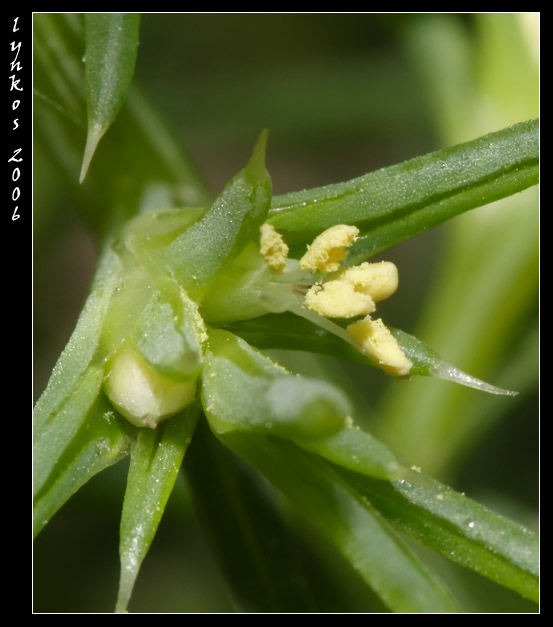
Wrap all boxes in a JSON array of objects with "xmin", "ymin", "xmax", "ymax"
[
  {"xmin": 247, "ymin": 129, "xmax": 269, "ymax": 176},
  {"xmin": 430, "ymin": 360, "xmax": 519, "ymax": 396},
  {"xmin": 391, "ymin": 328, "xmax": 518, "ymax": 395},
  {"xmin": 79, "ymin": 125, "xmax": 104, "ymax": 183},
  {"xmin": 81, "ymin": 13, "xmax": 140, "ymax": 182}
]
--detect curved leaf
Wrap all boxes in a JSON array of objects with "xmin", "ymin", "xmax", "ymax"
[
  {"xmin": 202, "ymin": 329, "xmax": 350, "ymax": 444},
  {"xmin": 203, "ymin": 329, "xmax": 399, "ymax": 479}
]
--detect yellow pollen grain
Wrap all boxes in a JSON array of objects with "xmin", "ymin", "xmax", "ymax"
[
  {"xmin": 260, "ymin": 223, "xmax": 289, "ymax": 274},
  {"xmin": 304, "ymin": 279, "xmax": 376, "ymax": 318},
  {"xmin": 346, "ymin": 316, "xmax": 412, "ymax": 377},
  {"xmin": 300, "ymin": 224, "xmax": 359, "ymax": 273},
  {"xmin": 338, "ymin": 261, "xmax": 399, "ymax": 303}
]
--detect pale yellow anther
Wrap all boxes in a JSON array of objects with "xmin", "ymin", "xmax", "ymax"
[
  {"xmin": 338, "ymin": 261, "xmax": 399, "ymax": 303},
  {"xmin": 300, "ymin": 224, "xmax": 359, "ymax": 273},
  {"xmin": 304, "ymin": 280, "xmax": 376, "ymax": 318},
  {"xmin": 260, "ymin": 223, "xmax": 289, "ymax": 274},
  {"xmin": 346, "ymin": 316, "xmax": 412, "ymax": 377}
]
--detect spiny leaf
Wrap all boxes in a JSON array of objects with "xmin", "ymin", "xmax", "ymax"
[
  {"xmin": 33, "ymin": 248, "xmax": 121, "ymax": 434},
  {"xmin": 391, "ymin": 327, "xmax": 517, "ymax": 395},
  {"xmin": 33, "ymin": 365, "xmax": 106, "ymax": 500}
]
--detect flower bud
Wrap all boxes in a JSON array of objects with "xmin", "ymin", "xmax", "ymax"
[{"xmin": 104, "ymin": 348, "xmax": 197, "ymax": 428}]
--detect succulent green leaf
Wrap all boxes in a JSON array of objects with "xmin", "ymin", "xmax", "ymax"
[
  {"xmin": 269, "ymin": 119, "xmax": 538, "ymax": 260},
  {"xmin": 336, "ymin": 463, "xmax": 539, "ymax": 603},
  {"xmin": 203, "ymin": 329, "xmax": 349, "ymax": 442},
  {"xmin": 116, "ymin": 403, "xmax": 200, "ymax": 613},
  {"xmin": 204, "ymin": 329, "xmax": 400, "ymax": 479},
  {"xmin": 33, "ymin": 12, "xmax": 538, "ymax": 613},
  {"xmin": 133, "ymin": 284, "xmax": 205, "ymax": 381},
  {"xmin": 80, "ymin": 13, "xmax": 140, "ymax": 182}
]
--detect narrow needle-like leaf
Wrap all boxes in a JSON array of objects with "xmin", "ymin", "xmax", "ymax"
[
  {"xmin": 116, "ymin": 404, "xmax": 200, "ymax": 613},
  {"xmin": 33, "ymin": 249, "xmax": 122, "ymax": 503},
  {"xmin": 219, "ymin": 432, "xmax": 460, "ymax": 613},
  {"xmin": 269, "ymin": 119, "xmax": 538, "ymax": 259},
  {"xmin": 222, "ymin": 313, "xmax": 516, "ymax": 395},
  {"xmin": 337, "ymin": 464, "xmax": 539, "ymax": 603},
  {"xmin": 80, "ymin": 13, "xmax": 140, "ymax": 182},
  {"xmin": 33, "ymin": 396, "xmax": 131, "ymax": 538}
]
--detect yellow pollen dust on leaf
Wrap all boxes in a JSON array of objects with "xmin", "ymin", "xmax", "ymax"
[
  {"xmin": 346, "ymin": 317, "xmax": 413, "ymax": 377},
  {"xmin": 300, "ymin": 224, "xmax": 359, "ymax": 273},
  {"xmin": 260, "ymin": 223, "xmax": 289, "ymax": 274}
]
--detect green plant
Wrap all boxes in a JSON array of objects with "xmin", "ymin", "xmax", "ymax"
[{"xmin": 34, "ymin": 13, "xmax": 538, "ymax": 613}]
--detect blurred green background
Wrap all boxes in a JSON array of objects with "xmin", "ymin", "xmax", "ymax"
[{"xmin": 33, "ymin": 13, "xmax": 538, "ymax": 612}]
